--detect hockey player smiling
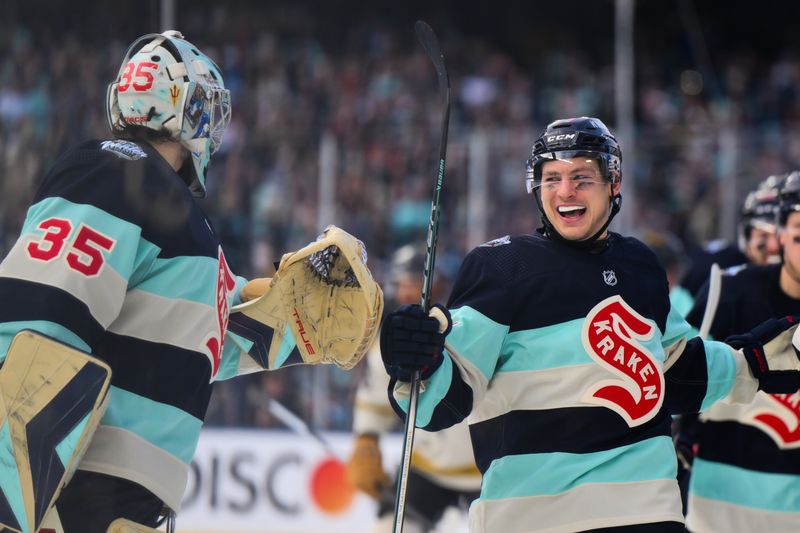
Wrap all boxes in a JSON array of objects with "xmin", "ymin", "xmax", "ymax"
[
  {"xmin": 378, "ymin": 116, "xmax": 800, "ymax": 533},
  {"xmin": 538, "ymin": 156, "xmax": 620, "ymax": 243}
]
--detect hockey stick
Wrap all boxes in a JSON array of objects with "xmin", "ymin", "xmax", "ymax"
[
  {"xmin": 699, "ymin": 262, "xmax": 722, "ymax": 338},
  {"xmin": 248, "ymin": 388, "xmax": 343, "ymax": 461},
  {"xmin": 392, "ymin": 20, "xmax": 451, "ymax": 533}
]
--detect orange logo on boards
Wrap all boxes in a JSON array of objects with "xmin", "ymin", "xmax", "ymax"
[
  {"xmin": 310, "ymin": 458, "xmax": 355, "ymax": 514},
  {"xmin": 581, "ymin": 295, "xmax": 663, "ymax": 426}
]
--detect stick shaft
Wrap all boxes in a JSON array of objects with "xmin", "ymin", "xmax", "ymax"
[
  {"xmin": 699, "ymin": 263, "xmax": 722, "ymax": 338},
  {"xmin": 393, "ymin": 20, "xmax": 451, "ymax": 533}
]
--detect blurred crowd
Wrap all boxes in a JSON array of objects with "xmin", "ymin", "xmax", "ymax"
[{"xmin": 4, "ymin": 2, "xmax": 800, "ymax": 430}]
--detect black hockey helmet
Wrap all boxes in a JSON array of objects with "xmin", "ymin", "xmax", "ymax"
[
  {"xmin": 389, "ymin": 244, "xmax": 426, "ymax": 282},
  {"xmin": 525, "ymin": 117, "xmax": 622, "ymax": 246},
  {"xmin": 778, "ymin": 171, "xmax": 800, "ymax": 225},
  {"xmin": 743, "ymin": 174, "xmax": 784, "ymax": 222}
]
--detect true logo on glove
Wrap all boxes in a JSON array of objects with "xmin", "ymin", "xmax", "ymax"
[
  {"xmin": 293, "ymin": 308, "xmax": 316, "ymax": 356},
  {"xmin": 745, "ymin": 391, "xmax": 800, "ymax": 449},
  {"xmin": 581, "ymin": 295, "xmax": 663, "ymax": 426}
]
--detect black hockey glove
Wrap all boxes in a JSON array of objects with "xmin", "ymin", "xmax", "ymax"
[
  {"xmin": 380, "ymin": 303, "xmax": 452, "ymax": 382},
  {"xmin": 726, "ymin": 315, "xmax": 800, "ymax": 393}
]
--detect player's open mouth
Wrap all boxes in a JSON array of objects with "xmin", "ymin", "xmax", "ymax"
[{"xmin": 557, "ymin": 205, "xmax": 586, "ymax": 219}]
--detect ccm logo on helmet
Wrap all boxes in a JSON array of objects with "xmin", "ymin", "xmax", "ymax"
[{"xmin": 546, "ymin": 133, "xmax": 577, "ymax": 142}]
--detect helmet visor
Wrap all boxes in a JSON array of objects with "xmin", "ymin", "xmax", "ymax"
[
  {"xmin": 525, "ymin": 150, "xmax": 613, "ymax": 194},
  {"xmin": 209, "ymin": 87, "xmax": 231, "ymax": 153},
  {"xmin": 184, "ymin": 84, "xmax": 231, "ymax": 154}
]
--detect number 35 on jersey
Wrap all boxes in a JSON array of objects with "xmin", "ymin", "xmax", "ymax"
[{"xmin": 26, "ymin": 217, "xmax": 116, "ymax": 277}]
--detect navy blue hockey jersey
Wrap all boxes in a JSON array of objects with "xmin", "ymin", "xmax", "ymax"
[
  {"xmin": 684, "ymin": 263, "xmax": 800, "ymax": 533},
  {"xmin": 0, "ymin": 140, "xmax": 297, "ymax": 512},
  {"xmin": 392, "ymin": 232, "xmax": 743, "ymax": 533}
]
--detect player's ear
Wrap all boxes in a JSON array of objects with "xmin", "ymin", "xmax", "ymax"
[{"xmin": 612, "ymin": 173, "xmax": 622, "ymax": 196}]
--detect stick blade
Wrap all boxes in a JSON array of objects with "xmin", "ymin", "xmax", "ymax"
[{"xmin": 415, "ymin": 20, "xmax": 450, "ymax": 93}]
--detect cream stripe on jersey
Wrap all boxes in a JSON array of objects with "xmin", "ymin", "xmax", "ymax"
[
  {"xmin": 687, "ymin": 494, "xmax": 800, "ymax": 533},
  {"xmin": 107, "ymin": 288, "xmax": 216, "ymax": 354},
  {"xmin": 79, "ymin": 425, "xmax": 189, "ymax": 513},
  {"xmin": 0, "ymin": 237, "xmax": 127, "ymax": 329},
  {"xmin": 467, "ymin": 363, "xmax": 629, "ymax": 424},
  {"xmin": 469, "ymin": 478, "xmax": 683, "ymax": 533}
]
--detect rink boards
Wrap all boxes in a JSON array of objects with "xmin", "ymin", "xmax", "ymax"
[{"xmin": 177, "ymin": 428, "xmax": 401, "ymax": 533}]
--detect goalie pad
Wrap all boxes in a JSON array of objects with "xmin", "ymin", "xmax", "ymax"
[
  {"xmin": 0, "ymin": 331, "xmax": 111, "ymax": 533},
  {"xmin": 230, "ymin": 225, "xmax": 383, "ymax": 370}
]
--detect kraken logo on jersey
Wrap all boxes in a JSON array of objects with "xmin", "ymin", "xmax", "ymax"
[
  {"xmin": 0, "ymin": 331, "xmax": 111, "ymax": 533},
  {"xmin": 201, "ymin": 247, "xmax": 236, "ymax": 380},
  {"xmin": 744, "ymin": 391, "xmax": 800, "ymax": 449},
  {"xmin": 581, "ymin": 295, "xmax": 664, "ymax": 426}
]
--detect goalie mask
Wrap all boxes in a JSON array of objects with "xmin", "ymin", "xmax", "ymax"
[
  {"xmin": 525, "ymin": 117, "xmax": 622, "ymax": 247},
  {"xmin": 106, "ymin": 30, "xmax": 231, "ymax": 197}
]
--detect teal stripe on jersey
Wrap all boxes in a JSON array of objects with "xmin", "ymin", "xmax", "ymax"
[
  {"xmin": 136, "ymin": 255, "xmax": 220, "ymax": 305},
  {"xmin": 55, "ymin": 412, "xmax": 91, "ymax": 468},
  {"xmin": 690, "ymin": 458, "xmax": 800, "ymax": 512},
  {"xmin": 23, "ymin": 196, "xmax": 142, "ymax": 280},
  {"xmin": 232, "ymin": 276, "xmax": 247, "ymax": 306},
  {"xmin": 669, "ymin": 286, "xmax": 695, "ymax": 320},
  {"xmin": 449, "ymin": 305, "xmax": 507, "ymax": 380},
  {"xmin": 272, "ymin": 324, "xmax": 299, "ymax": 368},
  {"xmin": 0, "ymin": 321, "xmax": 90, "ymax": 364},
  {"xmin": 103, "ymin": 386, "xmax": 202, "ymax": 463},
  {"xmin": 501, "ymin": 318, "xmax": 591, "ymax": 371},
  {"xmin": 395, "ymin": 355, "xmax": 454, "ymax": 428},
  {"xmin": 700, "ymin": 340, "xmax": 736, "ymax": 410},
  {"xmin": 0, "ymin": 421, "xmax": 28, "ymax": 533},
  {"xmin": 662, "ymin": 304, "xmax": 695, "ymax": 347},
  {"xmin": 217, "ymin": 329, "xmax": 255, "ymax": 380},
  {"xmin": 499, "ymin": 314, "xmax": 666, "ymax": 373},
  {"xmin": 480, "ymin": 435, "xmax": 677, "ymax": 500}
]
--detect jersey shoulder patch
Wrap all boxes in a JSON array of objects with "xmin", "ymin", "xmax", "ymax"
[
  {"xmin": 479, "ymin": 235, "xmax": 511, "ymax": 247},
  {"xmin": 723, "ymin": 263, "xmax": 747, "ymax": 277},
  {"xmin": 100, "ymin": 140, "xmax": 147, "ymax": 160}
]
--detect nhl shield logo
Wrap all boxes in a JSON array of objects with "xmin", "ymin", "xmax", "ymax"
[{"xmin": 603, "ymin": 270, "xmax": 618, "ymax": 286}]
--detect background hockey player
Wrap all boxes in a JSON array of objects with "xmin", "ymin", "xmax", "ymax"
[
  {"xmin": 671, "ymin": 173, "xmax": 787, "ymax": 507},
  {"xmin": 686, "ymin": 174, "xmax": 787, "ymax": 338},
  {"xmin": 378, "ymin": 116, "xmax": 800, "ymax": 533},
  {"xmin": 677, "ymin": 171, "xmax": 800, "ymax": 533},
  {"xmin": 679, "ymin": 174, "xmax": 784, "ymax": 306},
  {"xmin": 347, "ymin": 244, "xmax": 480, "ymax": 533},
  {"xmin": 0, "ymin": 30, "xmax": 379, "ymax": 533}
]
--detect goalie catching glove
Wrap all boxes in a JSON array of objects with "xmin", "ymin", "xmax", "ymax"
[{"xmin": 230, "ymin": 225, "xmax": 383, "ymax": 370}]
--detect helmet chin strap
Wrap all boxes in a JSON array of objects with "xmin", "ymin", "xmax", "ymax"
[{"xmin": 535, "ymin": 184, "xmax": 622, "ymax": 253}]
